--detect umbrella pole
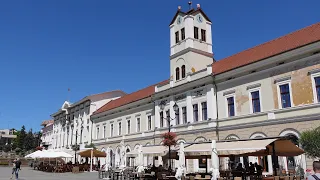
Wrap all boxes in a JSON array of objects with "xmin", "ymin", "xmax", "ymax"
[
  {"xmin": 272, "ymin": 142, "xmax": 277, "ymax": 176},
  {"xmin": 90, "ymin": 149, "xmax": 93, "ymax": 172}
]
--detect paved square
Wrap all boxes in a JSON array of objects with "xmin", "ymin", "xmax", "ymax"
[{"xmin": 0, "ymin": 167, "xmax": 100, "ymax": 180}]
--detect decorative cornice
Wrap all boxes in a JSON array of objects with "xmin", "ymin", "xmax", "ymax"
[{"xmin": 170, "ymin": 47, "xmax": 213, "ymax": 60}]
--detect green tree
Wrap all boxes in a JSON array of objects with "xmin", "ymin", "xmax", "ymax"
[
  {"xmin": 24, "ymin": 129, "xmax": 35, "ymax": 151},
  {"xmin": 85, "ymin": 143, "xmax": 97, "ymax": 149},
  {"xmin": 299, "ymin": 127, "xmax": 320, "ymax": 159},
  {"xmin": 16, "ymin": 126, "xmax": 27, "ymax": 150}
]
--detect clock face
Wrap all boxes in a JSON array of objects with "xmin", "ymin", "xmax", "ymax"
[
  {"xmin": 177, "ymin": 17, "xmax": 182, "ymax": 24},
  {"xmin": 197, "ymin": 15, "xmax": 203, "ymax": 23}
]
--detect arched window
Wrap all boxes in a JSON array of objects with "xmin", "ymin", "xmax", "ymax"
[
  {"xmin": 181, "ymin": 65, "xmax": 186, "ymax": 78},
  {"xmin": 175, "ymin": 67, "xmax": 180, "ymax": 80}
]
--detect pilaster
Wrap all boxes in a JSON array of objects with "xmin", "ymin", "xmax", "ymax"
[
  {"xmin": 206, "ymin": 84, "xmax": 216, "ymax": 120},
  {"xmin": 154, "ymin": 101, "xmax": 160, "ymax": 129},
  {"xmin": 186, "ymin": 92, "xmax": 193, "ymax": 123}
]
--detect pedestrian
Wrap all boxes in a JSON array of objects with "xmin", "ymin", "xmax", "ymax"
[
  {"xmin": 307, "ymin": 161, "xmax": 320, "ymax": 180},
  {"xmin": 14, "ymin": 158, "xmax": 22, "ymax": 179},
  {"xmin": 10, "ymin": 159, "xmax": 16, "ymax": 179}
]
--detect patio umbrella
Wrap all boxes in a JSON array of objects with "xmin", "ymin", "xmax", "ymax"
[
  {"xmin": 211, "ymin": 140, "xmax": 220, "ymax": 180},
  {"xmin": 25, "ymin": 150, "xmax": 42, "ymax": 158},
  {"xmin": 175, "ymin": 142, "xmax": 186, "ymax": 180},
  {"xmin": 105, "ymin": 147, "xmax": 111, "ymax": 171},
  {"xmin": 136, "ymin": 145, "xmax": 145, "ymax": 176},
  {"xmin": 119, "ymin": 140, "xmax": 126, "ymax": 169}
]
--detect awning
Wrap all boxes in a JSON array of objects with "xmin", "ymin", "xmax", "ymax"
[
  {"xmin": 78, "ymin": 149, "xmax": 106, "ymax": 157},
  {"xmin": 183, "ymin": 138, "xmax": 304, "ymax": 157},
  {"xmin": 127, "ymin": 145, "xmax": 177, "ymax": 157}
]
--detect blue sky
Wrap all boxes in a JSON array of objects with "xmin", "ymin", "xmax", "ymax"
[{"xmin": 0, "ymin": 0, "xmax": 319, "ymax": 131}]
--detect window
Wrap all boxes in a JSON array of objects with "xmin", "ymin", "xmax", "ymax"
[
  {"xmin": 182, "ymin": 106, "xmax": 187, "ymax": 124},
  {"xmin": 127, "ymin": 120, "xmax": 131, "ymax": 134},
  {"xmin": 118, "ymin": 122, "xmax": 122, "ymax": 135},
  {"xmin": 251, "ymin": 91, "xmax": 261, "ymax": 113},
  {"xmin": 147, "ymin": 115, "xmax": 152, "ymax": 130},
  {"xmin": 194, "ymin": 27, "xmax": 199, "ymax": 39},
  {"xmin": 176, "ymin": 108, "xmax": 180, "ymax": 125},
  {"xmin": 176, "ymin": 67, "xmax": 180, "ymax": 80},
  {"xmin": 160, "ymin": 111, "xmax": 164, "ymax": 128},
  {"xmin": 279, "ymin": 84, "xmax": 292, "ymax": 108},
  {"xmin": 103, "ymin": 125, "xmax": 106, "ymax": 138},
  {"xmin": 181, "ymin": 65, "xmax": 186, "ymax": 78},
  {"xmin": 181, "ymin": 28, "xmax": 185, "ymax": 40},
  {"xmin": 96, "ymin": 127, "xmax": 99, "ymax": 139},
  {"xmin": 201, "ymin": 29, "xmax": 206, "ymax": 42},
  {"xmin": 175, "ymin": 31, "xmax": 179, "ymax": 43},
  {"xmin": 136, "ymin": 118, "xmax": 141, "ymax": 132},
  {"xmin": 110, "ymin": 124, "xmax": 114, "ymax": 137},
  {"xmin": 166, "ymin": 110, "xmax": 170, "ymax": 127},
  {"xmin": 313, "ymin": 76, "xmax": 320, "ymax": 102},
  {"xmin": 193, "ymin": 104, "xmax": 198, "ymax": 122},
  {"xmin": 201, "ymin": 102, "xmax": 208, "ymax": 120},
  {"xmin": 227, "ymin": 96, "xmax": 235, "ymax": 117}
]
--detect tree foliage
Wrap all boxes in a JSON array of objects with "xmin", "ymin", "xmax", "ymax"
[
  {"xmin": 85, "ymin": 143, "xmax": 97, "ymax": 149},
  {"xmin": 9, "ymin": 126, "xmax": 42, "ymax": 155},
  {"xmin": 299, "ymin": 127, "xmax": 320, "ymax": 159}
]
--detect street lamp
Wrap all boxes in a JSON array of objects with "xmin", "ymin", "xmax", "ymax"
[{"xmin": 159, "ymin": 101, "xmax": 179, "ymax": 170}]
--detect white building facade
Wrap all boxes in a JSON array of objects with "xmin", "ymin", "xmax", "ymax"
[
  {"xmin": 50, "ymin": 91, "xmax": 126, "ymax": 151},
  {"xmin": 40, "ymin": 120, "xmax": 54, "ymax": 149},
  {"xmin": 91, "ymin": 4, "xmax": 320, "ymax": 174}
]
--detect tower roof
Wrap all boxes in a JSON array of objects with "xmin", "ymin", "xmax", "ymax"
[{"xmin": 169, "ymin": 5, "xmax": 211, "ymax": 26}]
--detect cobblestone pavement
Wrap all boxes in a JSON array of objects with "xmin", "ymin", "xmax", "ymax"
[{"xmin": 0, "ymin": 167, "xmax": 100, "ymax": 180}]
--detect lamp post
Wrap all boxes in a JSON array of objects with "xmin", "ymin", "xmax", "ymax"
[{"xmin": 159, "ymin": 101, "xmax": 179, "ymax": 170}]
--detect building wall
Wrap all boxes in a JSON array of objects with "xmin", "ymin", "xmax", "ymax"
[{"xmin": 51, "ymin": 94, "xmax": 123, "ymax": 150}]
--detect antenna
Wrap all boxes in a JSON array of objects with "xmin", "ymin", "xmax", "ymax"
[
  {"xmin": 188, "ymin": 1, "xmax": 192, "ymax": 10},
  {"xmin": 67, "ymin": 88, "xmax": 71, "ymax": 102}
]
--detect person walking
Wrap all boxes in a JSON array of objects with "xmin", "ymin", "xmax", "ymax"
[
  {"xmin": 10, "ymin": 159, "xmax": 16, "ymax": 179},
  {"xmin": 14, "ymin": 158, "xmax": 21, "ymax": 179},
  {"xmin": 307, "ymin": 161, "xmax": 320, "ymax": 180}
]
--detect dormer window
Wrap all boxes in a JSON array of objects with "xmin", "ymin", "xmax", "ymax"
[
  {"xmin": 175, "ymin": 31, "xmax": 179, "ymax": 44},
  {"xmin": 181, "ymin": 28, "xmax": 185, "ymax": 40},
  {"xmin": 176, "ymin": 67, "xmax": 180, "ymax": 80},
  {"xmin": 181, "ymin": 65, "xmax": 186, "ymax": 78}
]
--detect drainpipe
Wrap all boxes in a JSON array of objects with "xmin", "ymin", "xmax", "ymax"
[{"xmin": 213, "ymin": 76, "xmax": 220, "ymax": 140}]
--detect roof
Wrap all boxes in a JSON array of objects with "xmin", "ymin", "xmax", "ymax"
[
  {"xmin": 93, "ymin": 23, "xmax": 320, "ymax": 115},
  {"xmin": 169, "ymin": 7, "xmax": 211, "ymax": 26},
  {"xmin": 70, "ymin": 90, "xmax": 126, "ymax": 108},
  {"xmin": 212, "ymin": 22, "xmax": 320, "ymax": 75},
  {"xmin": 41, "ymin": 120, "xmax": 54, "ymax": 126},
  {"xmin": 93, "ymin": 80, "xmax": 169, "ymax": 115}
]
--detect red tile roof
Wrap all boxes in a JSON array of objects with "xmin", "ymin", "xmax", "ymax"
[
  {"xmin": 93, "ymin": 80, "xmax": 169, "ymax": 115},
  {"xmin": 93, "ymin": 23, "xmax": 320, "ymax": 115},
  {"xmin": 41, "ymin": 120, "xmax": 54, "ymax": 126},
  {"xmin": 212, "ymin": 22, "xmax": 320, "ymax": 75}
]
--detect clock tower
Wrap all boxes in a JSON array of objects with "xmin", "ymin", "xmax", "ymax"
[{"xmin": 169, "ymin": 4, "xmax": 214, "ymax": 81}]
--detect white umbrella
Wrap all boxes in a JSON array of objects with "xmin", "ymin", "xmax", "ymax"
[
  {"xmin": 175, "ymin": 142, "xmax": 186, "ymax": 180},
  {"xmin": 119, "ymin": 140, "xmax": 126, "ymax": 169},
  {"xmin": 105, "ymin": 147, "xmax": 111, "ymax": 171},
  {"xmin": 25, "ymin": 150, "xmax": 42, "ymax": 158},
  {"xmin": 136, "ymin": 145, "xmax": 145, "ymax": 176},
  {"xmin": 211, "ymin": 140, "xmax": 220, "ymax": 180}
]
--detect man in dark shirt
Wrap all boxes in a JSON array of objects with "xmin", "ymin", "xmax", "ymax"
[{"xmin": 14, "ymin": 158, "xmax": 21, "ymax": 179}]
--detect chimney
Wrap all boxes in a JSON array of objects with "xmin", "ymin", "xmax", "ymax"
[{"xmin": 197, "ymin": 4, "xmax": 201, "ymax": 9}]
